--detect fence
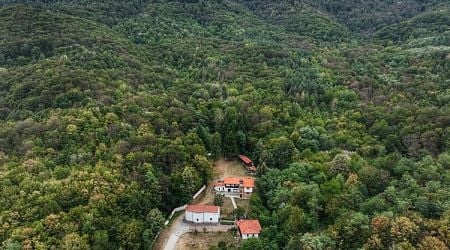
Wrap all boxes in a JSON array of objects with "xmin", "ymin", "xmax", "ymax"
[
  {"xmin": 163, "ymin": 185, "xmax": 207, "ymax": 225},
  {"xmin": 164, "ymin": 204, "xmax": 187, "ymax": 225},
  {"xmin": 192, "ymin": 185, "xmax": 206, "ymax": 200}
]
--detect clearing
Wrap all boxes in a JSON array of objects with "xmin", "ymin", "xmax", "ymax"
[
  {"xmin": 155, "ymin": 159, "xmax": 248, "ymax": 250},
  {"xmin": 192, "ymin": 159, "xmax": 247, "ymax": 205}
]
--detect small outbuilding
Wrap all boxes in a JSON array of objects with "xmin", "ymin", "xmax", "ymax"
[
  {"xmin": 236, "ymin": 219, "xmax": 261, "ymax": 239},
  {"xmin": 239, "ymin": 155, "xmax": 256, "ymax": 173},
  {"xmin": 185, "ymin": 204, "xmax": 220, "ymax": 224}
]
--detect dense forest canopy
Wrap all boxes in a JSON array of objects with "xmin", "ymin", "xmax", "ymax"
[{"xmin": 0, "ymin": 0, "xmax": 449, "ymax": 249}]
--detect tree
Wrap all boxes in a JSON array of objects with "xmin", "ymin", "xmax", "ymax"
[
  {"xmin": 92, "ymin": 230, "xmax": 109, "ymax": 250},
  {"xmin": 182, "ymin": 164, "xmax": 202, "ymax": 195},
  {"xmin": 417, "ymin": 236, "xmax": 448, "ymax": 250},
  {"xmin": 234, "ymin": 207, "xmax": 245, "ymax": 220},
  {"xmin": 193, "ymin": 155, "xmax": 213, "ymax": 184},
  {"xmin": 61, "ymin": 233, "xmax": 90, "ymax": 250},
  {"xmin": 214, "ymin": 194, "xmax": 224, "ymax": 206},
  {"xmin": 221, "ymin": 107, "xmax": 240, "ymax": 158},
  {"xmin": 146, "ymin": 209, "xmax": 165, "ymax": 236},
  {"xmin": 240, "ymin": 237, "xmax": 264, "ymax": 250},
  {"xmin": 364, "ymin": 215, "xmax": 392, "ymax": 249},
  {"xmin": 298, "ymin": 233, "xmax": 335, "ymax": 250},
  {"xmin": 196, "ymin": 125, "xmax": 211, "ymax": 151},
  {"xmin": 358, "ymin": 166, "xmax": 390, "ymax": 195},
  {"xmin": 210, "ymin": 132, "xmax": 222, "ymax": 159},
  {"xmin": 329, "ymin": 153, "xmax": 351, "ymax": 176},
  {"xmin": 330, "ymin": 211, "xmax": 370, "ymax": 249},
  {"xmin": 266, "ymin": 136, "xmax": 297, "ymax": 168},
  {"xmin": 256, "ymin": 161, "xmax": 268, "ymax": 177},
  {"xmin": 118, "ymin": 220, "xmax": 144, "ymax": 250},
  {"xmin": 390, "ymin": 217, "xmax": 419, "ymax": 244},
  {"xmin": 287, "ymin": 205, "xmax": 306, "ymax": 234}
]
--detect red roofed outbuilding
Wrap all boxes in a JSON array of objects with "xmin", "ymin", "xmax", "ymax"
[
  {"xmin": 185, "ymin": 205, "xmax": 220, "ymax": 223},
  {"xmin": 239, "ymin": 155, "xmax": 253, "ymax": 165},
  {"xmin": 236, "ymin": 220, "xmax": 262, "ymax": 239},
  {"xmin": 239, "ymin": 155, "xmax": 257, "ymax": 173}
]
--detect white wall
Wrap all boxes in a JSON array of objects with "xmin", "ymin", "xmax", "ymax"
[
  {"xmin": 193, "ymin": 185, "xmax": 206, "ymax": 199},
  {"xmin": 215, "ymin": 186, "xmax": 240, "ymax": 193},
  {"xmin": 165, "ymin": 204, "xmax": 188, "ymax": 225},
  {"xmin": 185, "ymin": 211, "xmax": 220, "ymax": 223},
  {"xmin": 185, "ymin": 210, "xmax": 193, "ymax": 222},
  {"xmin": 192, "ymin": 212, "xmax": 203, "ymax": 223},
  {"xmin": 164, "ymin": 185, "xmax": 207, "ymax": 225},
  {"xmin": 204, "ymin": 212, "xmax": 220, "ymax": 223},
  {"xmin": 242, "ymin": 233, "xmax": 259, "ymax": 239},
  {"xmin": 244, "ymin": 187, "xmax": 252, "ymax": 193}
]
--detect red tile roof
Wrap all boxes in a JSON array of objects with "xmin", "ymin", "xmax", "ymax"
[
  {"xmin": 239, "ymin": 155, "xmax": 253, "ymax": 164},
  {"xmin": 236, "ymin": 220, "xmax": 261, "ymax": 234},
  {"xmin": 218, "ymin": 177, "xmax": 255, "ymax": 188},
  {"xmin": 223, "ymin": 177, "xmax": 241, "ymax": 185},
  {"xmin": 242, "ymin": 178, "xmax": 255, "ymax": 188},
  {"xmin": 186, "ymin": 205, "xmax": 220, "ymax": 213}
]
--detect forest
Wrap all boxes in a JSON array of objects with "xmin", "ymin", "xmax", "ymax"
[{"xmin": 0, "ymin": 0, "xmax": 449, "ymax": 249}]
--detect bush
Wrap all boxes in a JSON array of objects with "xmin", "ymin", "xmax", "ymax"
[{"xmin": 214, "ymin": 194, "xmax": 224, "ymax": 206}]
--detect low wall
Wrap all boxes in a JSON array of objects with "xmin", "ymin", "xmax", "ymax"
[
  {"xmin": 163, "ymin": 185, "xmax": 207, "ymax": 225},
  {"xmin": 192, "ymin": 185, "xmax": 206, "ymax": 200},
  {"xmin": 164, "ymin": 204, "xmax": 187, "ymax": 226}
]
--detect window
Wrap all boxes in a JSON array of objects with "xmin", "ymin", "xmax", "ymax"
[
  {"xmin": 196, "ymin": 218, "xmax": 199, "ymax": 222},
  {"xmin": 210, "ymin": 218, "xmax": 212, "ymax": 221}
]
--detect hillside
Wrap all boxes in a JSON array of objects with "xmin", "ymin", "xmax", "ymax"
[{"xmin": 0, "ymin": 0, "xmax": 449, "ymax": 249}]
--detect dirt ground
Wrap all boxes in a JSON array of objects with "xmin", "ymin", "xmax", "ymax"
[
  {"xmin": 214, "ymin": 159, "xmax": 247, "ymax": 178},
  {"xmin": 221, "ymin": 197, "xmax": 235, "ymax": 217},
  {"xmin": 193, "ymin": 159, "xmax": 247, "ymax": 206},
  {"xmin": 176, "ymin": 232, "xmax": 239, "ymax": 250}
]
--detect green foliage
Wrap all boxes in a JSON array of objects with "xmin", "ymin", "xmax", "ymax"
[
  {"xmin": 330, "ymin": 211, "xmax": 371, "ymax": 249},
  {"xmin": 240, "ymin": 237, "xmax": 264, "ymax": 250},
  {"xmin": 0, "ymin": 0, "xmax": 449, "ymax": 249},
  {"xmin": 233, "ymin": 207, "xmax": 245, "ymax": 220},
  {"xmin": 214, "ymin": 194, "xmax": 224, "ymax": 207}
]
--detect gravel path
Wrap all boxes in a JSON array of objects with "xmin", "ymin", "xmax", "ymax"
[
  {"xmin": 163, "ymin": 216, "xmax": 191, "ymax": 250},
  {"xmin": 230, "ymin": 196, "xmax": 237, "ymax": 209}
]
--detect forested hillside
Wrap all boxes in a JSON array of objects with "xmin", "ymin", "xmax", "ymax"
[{"xmin": 0, "ymin": 0, "xmax": 449, "ymax": 249}]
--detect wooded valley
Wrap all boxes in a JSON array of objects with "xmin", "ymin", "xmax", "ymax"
[{"xmin": 0, "ymin": 0, "xmax": 449, "ymax": 249}]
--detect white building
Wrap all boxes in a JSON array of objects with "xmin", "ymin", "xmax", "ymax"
[
  {"xmin": 214, "ymin": 177, "xmax": 255, "ymax": 199},
  {"xmin": 185, "ymin": 204, "xmax": 220, "ymax": 224},
  {"xmin": 236, "ymin": 220, "xmax": 261, "ymax": 239}
]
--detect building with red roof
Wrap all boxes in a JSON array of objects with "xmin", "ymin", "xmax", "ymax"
[
  {"xmin": 236, "ymin": 220, "xmax": 262, "ymax": 239},
  {"xmin": 239, "ymin": 155, "xmax": 253, "ymax": 165},
  {"xmin": 185, "ymin": 205, "xmax": 220, "ymax": 224},
  {"xmin": 214, "ymin": 177, "xmax": 255, "ymax": 199},
  {"xmin": 239, "ymin": 155, "xmax": 257, "ymax": 173}
]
